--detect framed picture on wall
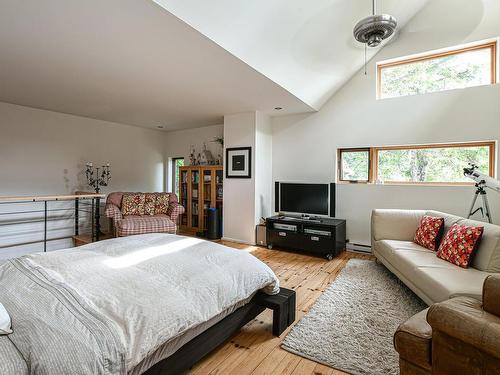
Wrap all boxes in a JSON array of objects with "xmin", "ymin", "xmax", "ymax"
[{"xmin": 226, "ymin": 147, "xmax": 252, "ymax": 178}]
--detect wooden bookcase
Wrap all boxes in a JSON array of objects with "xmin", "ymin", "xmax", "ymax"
[{"xmin": 179, "ymin": 166, "xmax": 223, "ymax": 233}]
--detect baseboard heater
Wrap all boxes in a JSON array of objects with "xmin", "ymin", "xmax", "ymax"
[{"xmin": 346, "ymin": 242, "xmax": 372, "ymax": 253}]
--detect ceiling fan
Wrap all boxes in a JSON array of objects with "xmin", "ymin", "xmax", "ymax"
[{"xmin": 353, "ymin": 0, "xmax": 397, "ymax": 74}]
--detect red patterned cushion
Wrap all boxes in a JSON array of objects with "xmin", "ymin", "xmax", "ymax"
[
  {"xmin": 121, "ymin": 193, "xmax": 145, "ymax": 216},
  {"xmin": 154, "ymin": 193, "xmax": 170, "ymax": 215},
  {"xmin": 437, "ymin": 224, "xmax": 484, "ymax": 268},
  {"xmin": 414, "ymin": 215, "xmax": 444, "ymax": 251},
  {"xmin": 144, "ymin": 193, "xmax": 157, "ymax": 216}
]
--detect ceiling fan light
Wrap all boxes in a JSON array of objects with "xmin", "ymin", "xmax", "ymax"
[{"xmin": 353, "ymin": 14, "xmax": 397, "ymax": 47}]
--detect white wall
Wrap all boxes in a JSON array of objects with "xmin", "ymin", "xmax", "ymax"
[
  {"xmin": 272, "ymin": 0, "xmax": 500, "ymax": 246},
  {"xmin": 255, "ymin": 112, "xmax": 273, "ymax": 223},
  {"xmin": 163, "ymin": 124, "xmax": 223, "ymax": 192},
  {"xmin": 164, "ymin": 124, "xmax": 224, "ymax": 163},
  {"xmin": 0, "ymin": 102, "xmax": 165, "ymax": 257},
  {"xmin": 223, "ymin": 112, "xmax": 257, "ymax": 244}
]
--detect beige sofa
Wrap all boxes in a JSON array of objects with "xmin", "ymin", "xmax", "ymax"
[{"xmin": 371, "ymin": 209, "xmax": 500, "ymax": 305}]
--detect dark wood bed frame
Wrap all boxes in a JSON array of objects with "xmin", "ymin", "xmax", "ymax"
[{"xmin": 144, "ymin": 287, "xmax": 296, "ymax": 375}]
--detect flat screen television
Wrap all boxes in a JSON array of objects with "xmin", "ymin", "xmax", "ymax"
[{"xmin": 275, "ymin": 182, "xmax": 335, "ymax": 217}]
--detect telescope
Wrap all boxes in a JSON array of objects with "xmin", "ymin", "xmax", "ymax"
[
  {"xmin": 464, "ymin": 164, "xmax": 500, "ymax": 192},
  {"xmin": 464, "ymin": 164, "xmax": 500, "ymax": 223}
]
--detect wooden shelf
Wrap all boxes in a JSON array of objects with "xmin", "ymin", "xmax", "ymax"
[{"xmin": 179, "ymin": 165, "xmax": 223, "ymax": 232}]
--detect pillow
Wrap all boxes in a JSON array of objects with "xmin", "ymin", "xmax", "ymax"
[
  {"xmin": 154, "ymin": 193, "xmax": 170, "ymax": 215},
  {"xmin": 144, "ymin": 193, "xmax": 157, "ymax": 216},
  {"xmin": 121, "ymin": 193, "xmax": 146, "ymax": 216},
  {"xmin": 414, "ymin": 215, "xmax": 445, "ymax": 251},
  {"xmin": 437, "ymin": 224, "xmax": 484, "ymax": 268},
  {"xmin": 0, "ymin": 303, "xmax": 12, "ymax": 335}
]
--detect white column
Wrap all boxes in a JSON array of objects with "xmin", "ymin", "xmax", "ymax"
[{"xmin": 222, "ymin": 111, "xmax": 272, "ymax": 244}]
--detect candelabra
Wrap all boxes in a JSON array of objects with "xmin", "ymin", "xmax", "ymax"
[{"xmin": 85, "ymin": 162, "xmax": 111, "ymax": 193}]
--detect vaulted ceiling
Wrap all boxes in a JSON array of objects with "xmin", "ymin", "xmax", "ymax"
[
  {"xmin": 0, "ymin": 0, "xmax": 429, "ymax": 130},
  {"xmin": 156, "ymin": 0, "xmax": 430, "ymax": 109}
]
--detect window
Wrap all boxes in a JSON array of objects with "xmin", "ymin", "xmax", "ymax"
[
  {"xmin": 378, "ymin": 41, "xmax": 497, "ymax": 99},
  {"xmin": 338, "ymin": 148, "xmax": 371, "ymax": 182},
  {"xmin": 338, "ymin": 142, "xmax": 495, "ymax": 185},
  {"xmin": 171, "ymin": 157, "xmax": 184, "ymax": 197}
]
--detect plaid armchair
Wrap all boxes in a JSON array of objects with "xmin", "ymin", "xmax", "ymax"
[{"xmin": 105, "ymin": 192, "xmax": 185, "ymax": 237}]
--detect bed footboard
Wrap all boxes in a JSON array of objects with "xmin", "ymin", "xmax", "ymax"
[{"xmin": 143, "ymin": 287, "xmax": 296, "ymax": 375}]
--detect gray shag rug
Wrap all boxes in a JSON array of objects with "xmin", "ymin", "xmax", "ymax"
[{"xmin": 281, "ymin": 259, "xmax": 426, "ymax": 375}]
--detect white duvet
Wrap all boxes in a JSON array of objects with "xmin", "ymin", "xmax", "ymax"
[{"xmin": 21, "ymin": 233, "xmax": 280, "ymax": 371}]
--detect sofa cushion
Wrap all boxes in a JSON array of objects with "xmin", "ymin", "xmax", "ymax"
[
  {"xmin": 376, "ymin": 239, "xmax": 488, "ymax": 302},
  {"xmin": 372, "ymin": 209, "xmax": 426, "ymax": 242},
  {"xmin": 425, "ymin": 210, "xmax": 462, "ymax": 233},
  {"xmin": 154, "ymin": 193, "xmax": 170, "ymax": 215},
  {"xmin": 457, "ymin": 218, "xmax": 500, "ymax": 273},
  {"xmin": 437, "ymin": 224, "xmax": 484, "ymax": 268},
  {"xmin": 426, "ymin": 211, "xmax": 500, "ymax": 272},
  {"xmin": 116, "ymin": 215, "xmax": 176, "ymax": 237},
  {"xmin": 376, "ymin": 240, "xmax": 435, "ymax": 264},
  {"xmin": 144, "ymin": 193, "xmax": 157, "ymax": 216},
  {"xmin": 414, "ymin": 266, "xmax": 489, "ymax": 302},
  {"xmin": 414, "ymin": 215, "xmax": 444, "ymax": 251},
  {"xmin": 121, "ymin": 193, "xmax": 146, "ymax": 216},
  {"xmin": 378, "ymin": 241, "xmax": 454, "ymax": 291}
]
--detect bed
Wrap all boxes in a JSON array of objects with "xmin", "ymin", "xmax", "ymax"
[{"xmin": 0, "ymin": 234, "xmax": 292, "ymax": 375}]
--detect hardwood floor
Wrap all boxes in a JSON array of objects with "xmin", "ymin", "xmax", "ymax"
[{"xmin": 187, "ymin": 242, "xmax": 373, "ymax": 375}]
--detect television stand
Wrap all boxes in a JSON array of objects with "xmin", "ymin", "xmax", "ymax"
[{"xmin": 266, "ymin": 215, "xmax": 346, "ymax": 260}]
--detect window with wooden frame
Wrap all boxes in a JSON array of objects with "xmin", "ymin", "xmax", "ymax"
[
  {"xmin": 377, "ymin": 40, "xmax": 497, "ymax": 99},
  {"xmin": 338, "ymin": 142, "xmax": 495, "ymax": 185},
  {"xmin": 338, "ymin": 148, "xmax": 372, "ymax": 182}
]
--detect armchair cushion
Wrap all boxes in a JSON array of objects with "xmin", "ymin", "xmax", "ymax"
[
  {"xmin": 154, "ymin": 193, "xmax": 170, "ymax": 215},
  {"xmin": 116, "ymin": 215, "xmax": 176, "ymax": 237},
  {"xmin": 427, "ymin": 296, "xmax": 500, "ymax": 360},
  {"xmin": 394, "ymin": 308, "xmax": 432, "ymax": 371},
  {"xmin": 144, "ymin": 193, "xmax": 157, "ymax": 216},
  {"xmin": 121, "ymin": 193, "xmax": 146, "ymax": 216},
  {"xmin": 483, "ymin": 275, "xmax": 500, "ymax": 316}
]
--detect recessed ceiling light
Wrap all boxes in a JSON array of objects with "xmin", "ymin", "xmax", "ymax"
[
  {"xmin": 274, "ymin": 107, "xmax": 283, "ymax": 111},
  {"xmin": 157, "ymin": 125, "xmax": 164, "ymax": 129}
]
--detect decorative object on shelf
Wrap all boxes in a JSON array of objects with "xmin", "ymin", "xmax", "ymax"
[
  {"xmin": 353, "ymin": 0, "xmax": 397, "ymax": 74},
  {"xmin": 212, "ymin": 136, "xmax": 224, "ymax": 147},
  {"xmin": 85, "ymin": 162, "xmax": 111, "ymax": 193},
  {"xmin": 226, "ymin": 147, "xmax": 252, "ymax": 178},
  {"xmin": 200, "ymin": 143, "xmax": 214, "ymax": 165},
  {"xmin": 188, "ymin": 142, "xmax": 223, "ymax": 166},
  {"xmin": 189, "ymin": 145, "xmax": 197, "ymax": 165}
]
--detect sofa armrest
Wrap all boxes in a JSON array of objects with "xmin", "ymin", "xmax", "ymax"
[
  {"xmin": 105, "ymin": 203, "xmax": 123, "ymax": 222},
  {"xmin": 371, "ymin": 209, "xmax": 425, "ymax": 243},
  {"xmin": 483, "ymin": 275, "xmax": 500, "ymax": 316},
  {"xmin": 167, "ymin": 202, "xmax": 185, "ymax": 223},
  {"xmin": 427, "ymin": 296, "xmax": 500, "ymax": 360}
]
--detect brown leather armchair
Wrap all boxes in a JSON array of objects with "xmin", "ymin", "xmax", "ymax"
[{"xmin": 394, "ymin": 275, "xmax": 500, "ymax": 374}]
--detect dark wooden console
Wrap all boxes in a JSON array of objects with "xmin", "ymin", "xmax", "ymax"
[{"xmin": 266, "ymin": 215, "xmax": 346, "ymax": 260}]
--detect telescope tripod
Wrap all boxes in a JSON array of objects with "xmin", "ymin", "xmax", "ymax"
[{"xmin": 467, "ymin": 184, "xmax": 492, "ymax": 223}]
